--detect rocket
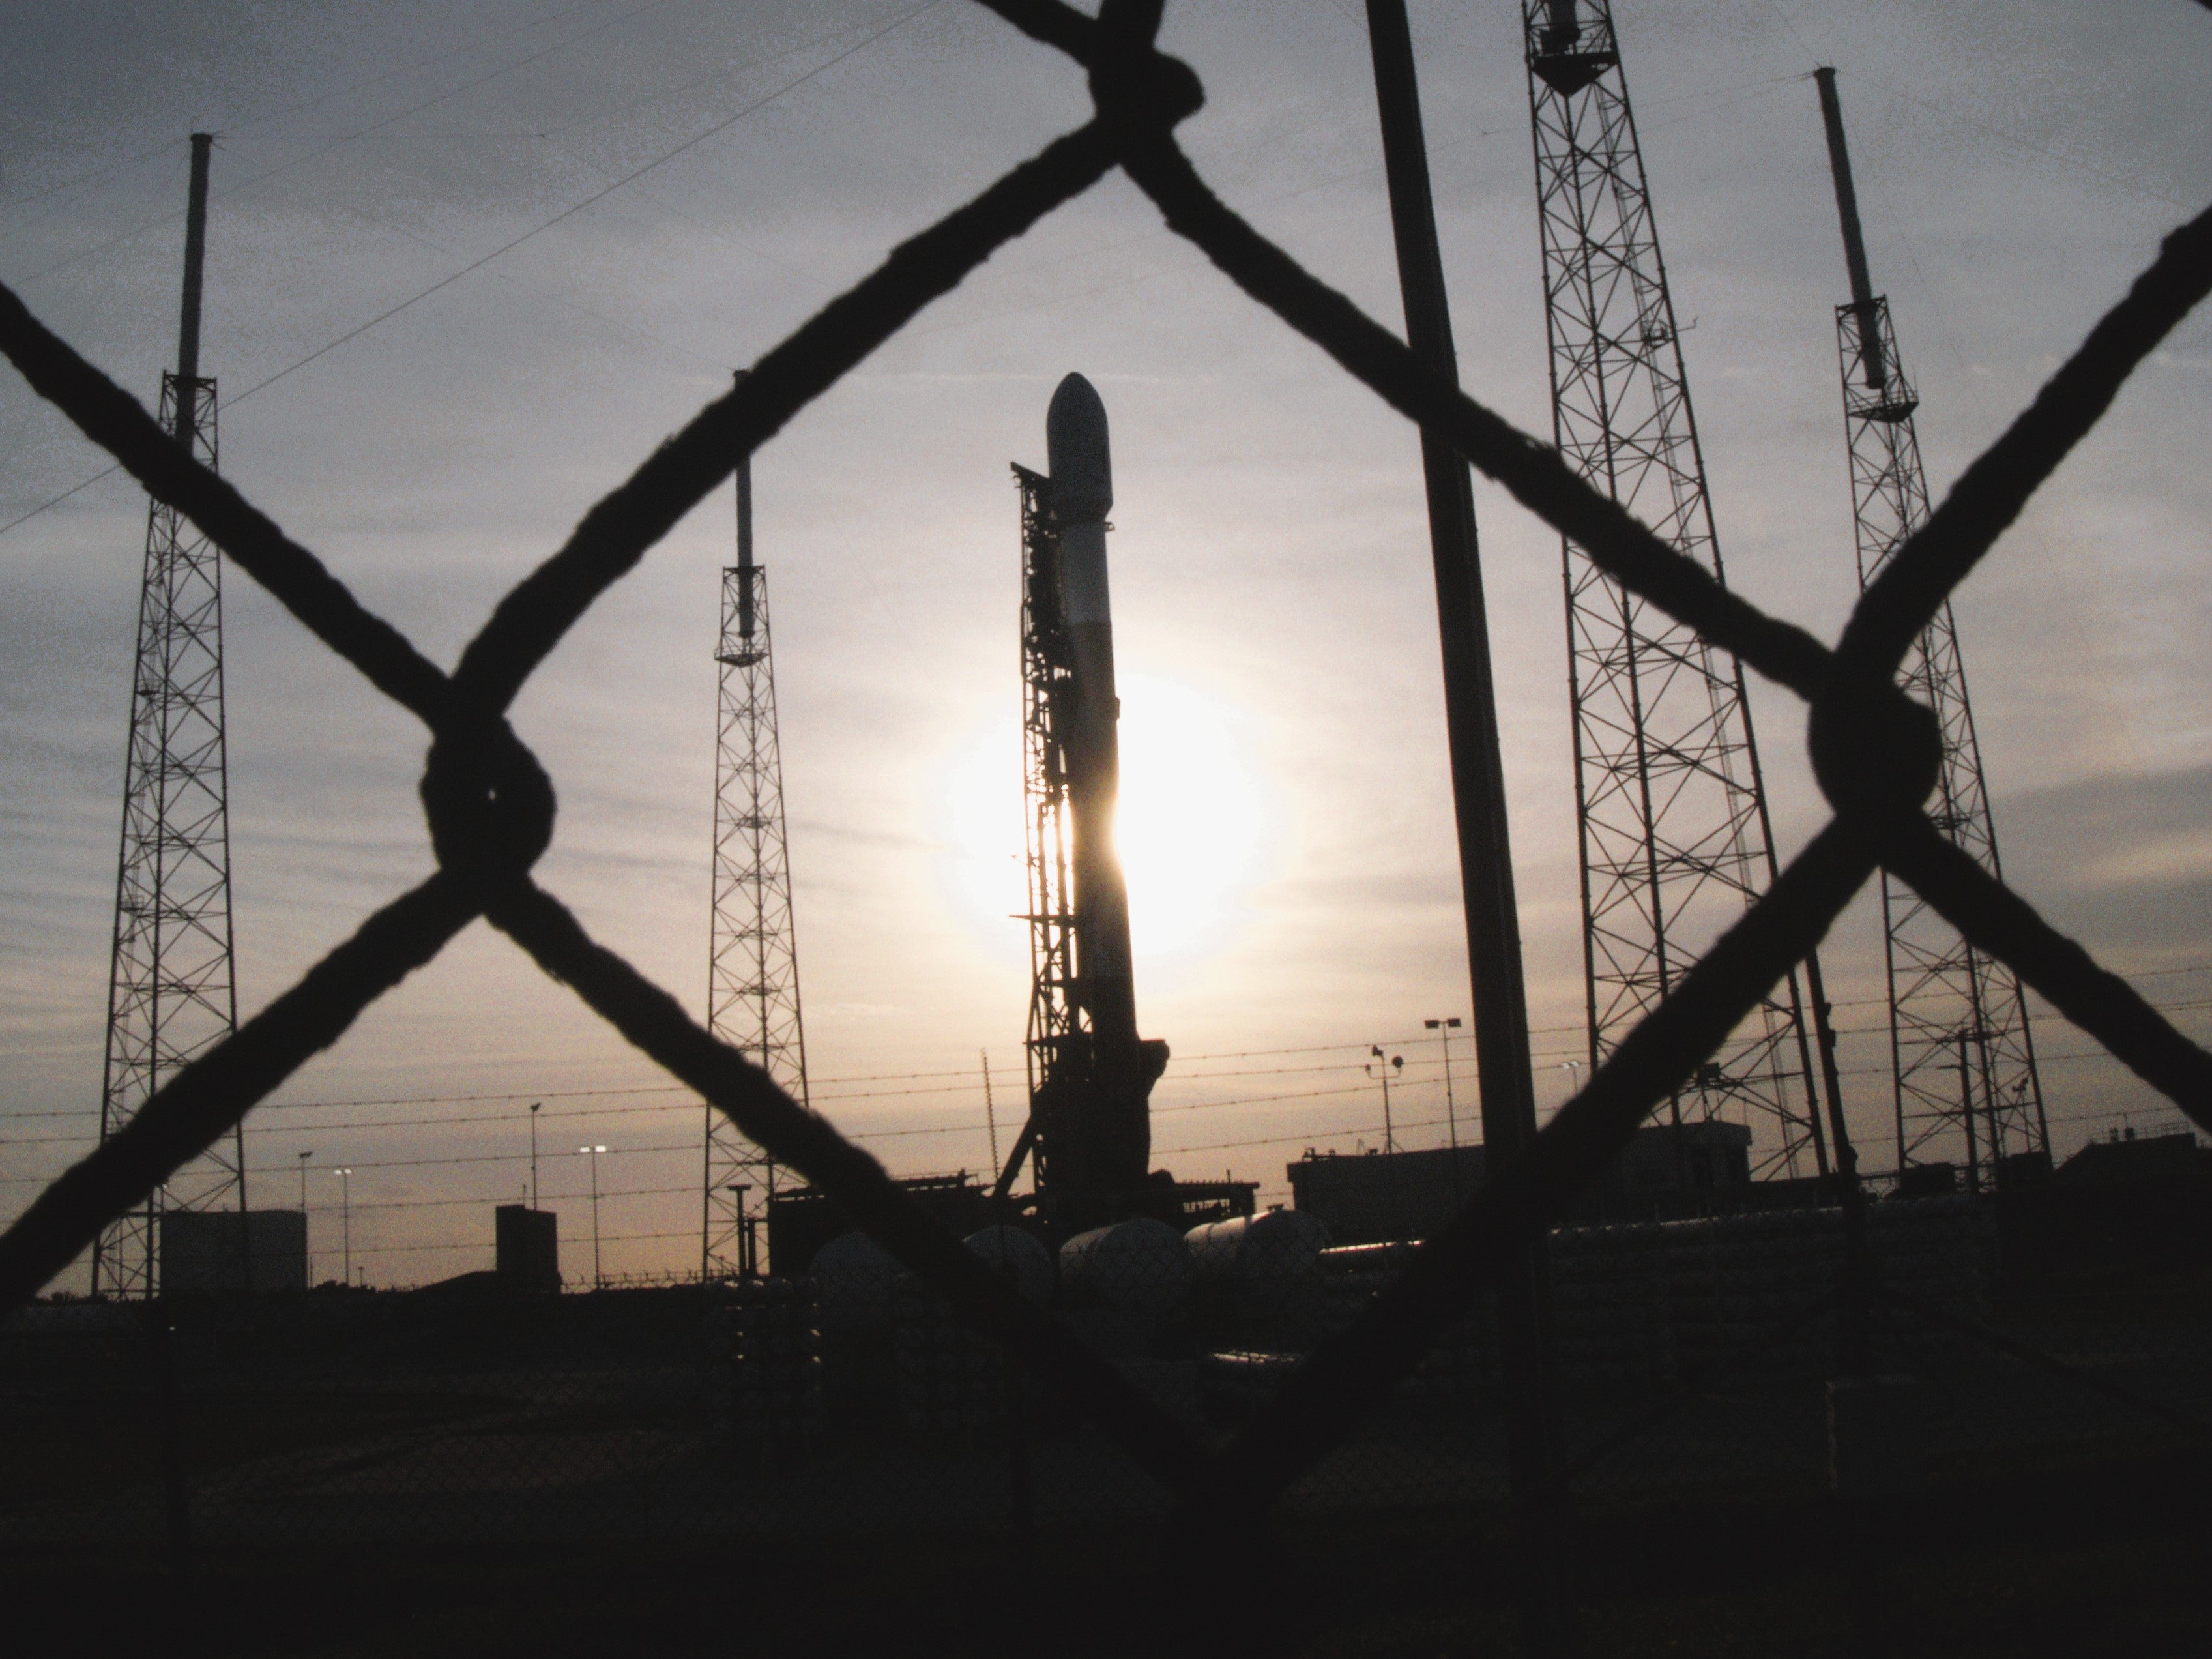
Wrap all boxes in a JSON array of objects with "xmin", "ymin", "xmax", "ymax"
[{"xmin": 1043, "ymin": 373, "xmax": 1163, "ymax": 1209}]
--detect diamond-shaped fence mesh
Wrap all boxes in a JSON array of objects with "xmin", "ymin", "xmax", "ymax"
[{"xmin": 4, "ymin": 1, "xmax": 2211, "ymax": 1648}]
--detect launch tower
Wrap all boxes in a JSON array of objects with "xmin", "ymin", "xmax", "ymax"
[
  {"xmin": 91, "ymin": 134, "xmax": 248, "ymax": 1299},
  {"xmin": 1812, "ymin": 70, "xmax": 2048, "ymax": 1186}
]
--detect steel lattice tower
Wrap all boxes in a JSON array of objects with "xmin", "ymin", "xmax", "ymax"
[
  {"xmin": 1814, "ymin": 71, "xmax": 2048, "ymax": 1188},
  {"xmin": 704, "ymin": 392, "xmax": 806, "ymax": 1279},
  {"xmin": 999, "ymin": 463, "xmax": 1083, "ymax": 1204},
  {"xmin": 1524, "ymin": 2, "xmax": 1832, "ymax": 1178},
  {"xmin": 91, "ymin": 134, "xmax": 248, "ymax": 1298}
]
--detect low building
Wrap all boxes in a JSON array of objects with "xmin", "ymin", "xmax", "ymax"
[
  {"xmin": 495, "ymin": 1205, "xmax": 560, "ymax": 1293},
  {"xmin": 1288, "ymin": 1121, "xmax": 1757, "ymax": 1243},
  {"xmin": 768, "ymin": 1173, "xmax": 995, "ymax": 1278},
  {"xmin": 160, "ymin": 1208, "xmax": 307, "ymax": 1295},
  {"xmin": 1998, "ymin": 1128, "xmax": 2212, "ymax": 1282},
  {"xmin": 1287, "ymin": 1144, "xmax": 1487, "ymax": 1246}
]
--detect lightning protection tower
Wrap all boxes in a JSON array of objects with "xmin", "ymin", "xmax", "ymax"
[
  {"xmin": 1524, "ymin": 2, "xmax": 1835, "ymax": 1178},
  {"xmin": 91, "ymin": 133, "xmax": 248, "ymax": 1299},
  {"xmin": 705, "ymin": 379, "xmax": 806, "ymax": 1279},
  {"xmin": 1813, "ymin": 70, "xmax": 2048, "ymax": 1188}
]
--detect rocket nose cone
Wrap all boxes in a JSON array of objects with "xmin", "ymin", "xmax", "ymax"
[{"xmin": 1046, "ymin": 372, "xmax": 1113, "ymax": 521}]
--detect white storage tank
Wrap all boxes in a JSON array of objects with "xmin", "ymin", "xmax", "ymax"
[
  {"xmin": 1060, "ymin": 1217, "xmax": 1195, "ymax": 1314},
  {"xmin": 1187, "ymin": 1208, "xmax": 1332, "ymax": 1325},
  {"xmin": 808, "ymin": 1230, "xmax": 903, "ymax": 1335},
  {"xmin": 963, "ymin": 1223, "xmax": 1054, "ymax": 1302}
]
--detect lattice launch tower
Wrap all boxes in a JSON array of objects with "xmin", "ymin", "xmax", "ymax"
[
  {"xmin": 91, "ymin": 134, "xmax": 248, "ymax": 1298},
  {"xmin": 704, "ymin": 378, "xmax": 807, "ymax": 1278},
  {"xmin": 1522, "ymin": 1, "xmax": 1835, "ymax": 1177},
  {"xmin": 1812, "ymin": 70, "xmax": 2048, "ymax": 1186}
]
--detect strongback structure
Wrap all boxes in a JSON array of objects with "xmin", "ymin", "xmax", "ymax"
[
  {"xmin": 1523, "ymin": 2, "xmax": 1832, "ymax": 1179},
  {"xmin": 1001, "ymin": 375, "xmax": 1167, "ymax": 1238},
  {"xmin": 705, "ymin": 384, "xmax": 806, "ymax": 1278},
  {"xmin": 92, "ymin": 134, "xmax": 247, "ymax": 1299},
  {"xmin": 1813, "ymin": 70, "xmax": 2048, "ymax": 1186}
]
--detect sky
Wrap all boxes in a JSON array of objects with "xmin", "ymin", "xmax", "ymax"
[{"xmin": 3, "ymin": 0, "xmax": 2208, "ymax": 1291}]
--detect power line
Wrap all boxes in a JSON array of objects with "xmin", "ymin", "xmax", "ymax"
[
  {"xmin": 212, "ymin": 0, "xmax": 940, "ymax": 410},
  {"xmin": 7, "ymin": 982, "xmax": 2209, "ymax": 1128},
  {"xmin": 3, "ymin": 0, "xmax": 680, "ymax": 294},
  {"xmin": 1, "ymin": 0, "xmax": 939, "ymax": 544},
  {"xmin": 0, "ymin": 0, "xmax": 617, "ymax": 227}
]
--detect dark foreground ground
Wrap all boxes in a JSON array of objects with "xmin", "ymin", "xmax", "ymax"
[{"xmin": 8, "ymin": 1448, "xmax": 2205, "ymax": 1658}]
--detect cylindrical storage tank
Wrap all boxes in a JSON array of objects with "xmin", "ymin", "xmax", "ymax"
[
  {"xmin": 809, "ymin": 1231, "xmax": 903, "ymax": 1336},
  {"xmin": 1187, "ymin": 1209, "xmax": 1332, "ymax": 1334},
  {"xmin": 963, "ymin": 1224, "xmax": 1054, "ymax": 1302},
  {"xmin": 1059, "ymin": 1218, "xmax": 1195, "ymax": 1315}
]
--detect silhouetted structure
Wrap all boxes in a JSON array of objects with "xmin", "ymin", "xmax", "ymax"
[
  {"xmin": 705, "ymin": 369, "xmax": 806, "ymax": 1280},
  {"xmin": 91, "ymin": 134, "xmax": 248, "ymax": 1299},
  {"xmin": 769, "ymin": 1173, "xmax": 996, "ymax": 1278},
  {"xmin": 2000, "ymin": 1130, "xmax": 2212, "ymax": 1282},
  {"xmin": 160, "ymin": 1209, "xmax": 304, "ymax": 1295},
  {"xmin": 495, "ymin": 1205, "xmax": 560, "ymax": 1293},
  {"xmin": 1290, "ymin": 1121, "xmax": 1754, "ymax": 1242},
  {"xmin": 999, "ymin": 376, "xmax": 1168, "ymax": 1239},
  {"xmin": 1811, "ymin": 68, "xmax": 2049, "ymax": 1187},
  {"xmin": 1523, "ymin": 0, "xmax": 1836, "ymax": 1181}
]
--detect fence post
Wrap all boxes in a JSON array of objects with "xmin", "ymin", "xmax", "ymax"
[
  {"xmin": 1365, "ymin": 3, "xmax": 1568, "ymax": 1651},
  {"xmin": 148, "ymin": 1297, "xmax": 192, "ymax": 1561}
]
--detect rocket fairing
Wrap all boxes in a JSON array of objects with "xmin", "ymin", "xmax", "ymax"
[
  {"xmin": 1040, "ymin": 372, "xmax": 1161, "ymax": 1207},
  {"xmin": 1045, "ymin": 374, "xmax": 1135, "ymax": 1047}
]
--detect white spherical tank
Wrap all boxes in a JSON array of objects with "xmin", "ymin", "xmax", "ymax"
[
  {"xmin": 1059, "ymin": 1218, "xmax": 1195, "ymax": 1314},
  {"xmin": 962, "ymin": 1223, "xmax": 1054, "ymax": 1302}
]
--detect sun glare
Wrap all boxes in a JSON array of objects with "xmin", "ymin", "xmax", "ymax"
[{"xmin": 940, "ymin": 673, "xmax": 1268, "ymax": 966}]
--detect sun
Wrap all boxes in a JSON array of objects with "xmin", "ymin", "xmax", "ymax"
[{"xmin": 940, "ymin": 673, "xmax": 1268, "ymax": 965}]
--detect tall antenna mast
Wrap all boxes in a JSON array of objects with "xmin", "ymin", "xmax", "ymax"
[
  {"xmin": 91, "ymin": 133, "xmax": 247, "ymax": 1298},
  {"xmin": 1522, "ymin": 2, "xmax": 1839, "ymax": 1179},
  {"xmin": 704, "ymin": 372, "xmax": 806, "ymax": 1278},
  {"xmin": 1812, "ymin": 69, "xmax": 2048, "ymax": 1186}
]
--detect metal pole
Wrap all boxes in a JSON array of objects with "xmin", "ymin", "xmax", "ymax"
[
  {"xmin": 1426, "ymin": 1016, "xmax": 1463, "ymax": 1151},
  {"xmin": 1368, "ymin": 3, "xmax": 1563, "ymax": 1648},
  {"xmin": 982, "ymin": 1048, "xmax": 1000, "ymax": 1176},
  {"xmin": 1812, "ymin": 68, "xmax": 1886, "ymax": 392},
  {"xmin": 529, "ymin": 1101, "xmax": 540, "ymax": 1211},
  {"xmin": 1956, "ymin": 1032, "xmax": 1980, "ymax": 1195},
  {"xmin": 336, "ymin": 1168, "xmax": 352, "ymax": 1286},
  {"xmin": 173, "ymin": 134, "xmax": 212, "ymax": 434},
  {"xmin": 728, "ymin": 1185, "xmax": 751, "ymax": 1278},
  {"xmin": 584, "ymin": 1145, "xmax": 605, "ymax": 1287},
  {"xmin": 735, "ymin": 368, "xmax": 756, "ymax": 641},
  {"xmin": 1382, "ymin": 1061, "xmax": 1393, "ymax": 1154}
]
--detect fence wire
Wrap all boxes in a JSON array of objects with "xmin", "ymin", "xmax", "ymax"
[{"xmin": 3, "ymin": 0, "xmax": 2211, "ymax": 1617}]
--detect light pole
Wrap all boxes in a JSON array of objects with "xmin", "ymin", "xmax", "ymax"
[
  {"xmin": 1365, "ymin": 1046, "xmax": 1406, "ymax": 1154},
  {"xmin": 332, "ymin": 1166, "xmax": 353, "ymax": 1288},
  {"xmin": 529, "ymin": 1101, "xmax": 542, "ymax": 1211},
  {"xmin": 581, "ymin": 1145, "xmax": 606, "ymax": 1289},
  {"xmin": 298, "ymin": 1150, "xmax": 313, "ymax": 1283},
  {"xmin": 1559, "ymin": 1059, "xmax": 1586, "ymax": 1105},
  {"xmin": 1424, "ymin": 1017, "xmax": 1464, "ymax": 1149}
]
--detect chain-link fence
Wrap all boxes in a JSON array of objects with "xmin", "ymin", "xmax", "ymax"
[{"xmin": 4, "ymin": 0, "xmax": 2211, "ymax": 1651}]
